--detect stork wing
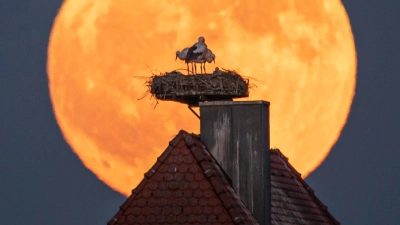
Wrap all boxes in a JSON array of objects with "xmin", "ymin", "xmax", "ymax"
[
  {"xmin": 193, "ymin": 43, "xmax": 207, "ymax": 54},
  {"xmin": 185, "ymin": 45, "xmax": 200, "ymax": 63}
]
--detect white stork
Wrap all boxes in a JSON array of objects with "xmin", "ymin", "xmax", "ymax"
[
  {"xmin": 186, "ymin": 36, "xmax": 207, "ymax": 74},
  {"xmin": 195, "ymin": 48, "xmax": 215, "ymax": 74},
  {"xmin": 176, "ymin": 47, "xmax": 192, "ymax": 74}
]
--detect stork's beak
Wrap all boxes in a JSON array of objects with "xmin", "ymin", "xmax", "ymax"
[
  {"xmin": 175, "ymin": 55, "xmax": 178, "ymax": 61},
  {"xmin": 213, "ymin": 56, "xmax": 216, "ymax": 64}
]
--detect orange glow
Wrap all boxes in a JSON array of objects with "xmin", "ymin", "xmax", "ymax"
[{"xmin": 48, "ymin": 0, "xmax": 356, "ymax": 196}]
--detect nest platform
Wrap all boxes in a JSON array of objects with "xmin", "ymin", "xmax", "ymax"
[{"xmin": 147, "ymin": 68, "xmax": 249, "ymax": 106}]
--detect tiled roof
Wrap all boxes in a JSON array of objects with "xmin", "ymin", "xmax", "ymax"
[
  {"xmin": 270, "ymin": 149, "xmax": 340, "ymax": 225},
  {"xmin": 108, "ymin": 131, "xmax": 339, "ymax": 225},
  {"xmin": 108, "ymin": 130, "xmax": 259, "ymax": 225}
]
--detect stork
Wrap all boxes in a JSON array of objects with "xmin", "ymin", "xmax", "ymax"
[
  {"xmin": 186, "ymin": 36, "xmax": 207, "ymax": 74},
  {"xmin": 175, "ymin": 47, "xmax": 192, "ymax": 74},
  {"xmin": 194, "ymin": 48, "xmax": 215, "ymax": 74}
]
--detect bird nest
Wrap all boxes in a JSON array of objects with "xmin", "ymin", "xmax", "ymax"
[{"xmin": 146, "ymin": 68, "xmax": 249, "ymax": 106}]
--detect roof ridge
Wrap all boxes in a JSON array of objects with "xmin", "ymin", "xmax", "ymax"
[{"xmin": 270, "ymin": 148, "xmax": 340, "ymax": 225}]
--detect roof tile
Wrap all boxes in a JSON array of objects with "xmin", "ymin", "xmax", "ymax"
[
  {"xmin": 158, "ymin": 145, "xmax": 174, "ymax": 163},
  {"xmin": 183, "ymin": 132, "xmax": 197, "ymax": 146},
  {"xmin": 191, "ymin": 145, "xmax": 207, "ymax": 162}
]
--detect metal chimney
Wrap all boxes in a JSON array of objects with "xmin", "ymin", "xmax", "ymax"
[{"xmin": 199, "ymin": 101, "xmax": 270, "ymax": 225}]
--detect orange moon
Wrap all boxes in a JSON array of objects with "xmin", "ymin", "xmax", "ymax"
[{"xmin": 48, "ymin": 0, "xmax": 356, "ymax": 196}]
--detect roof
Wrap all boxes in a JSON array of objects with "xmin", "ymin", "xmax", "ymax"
[
  {"xmin": 108, "ymin": 130, "xmax": 259, "ymax": 225},
  {"xmin": 108, "ymin": 130, "xmax": 340, "ymax": 225},
  {"xmin": 270, "ymin": 149, "xmax": 340, "ymax": 225}
]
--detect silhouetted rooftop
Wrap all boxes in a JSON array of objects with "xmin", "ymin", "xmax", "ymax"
[
  {"xmin": 108, "ymin": 130, "xmax": 339, "ymax": 225},
  {"xmin": 108, "ymin": 130, "xmax": 258, "ymax": 225}
]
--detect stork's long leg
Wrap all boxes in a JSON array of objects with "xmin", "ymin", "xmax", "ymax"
[
  {"xmin": 202, "ymin": 63, "xmax": 206, "ymax": 74},
  {"xmin": 190, "ymin": 62, "xmax": 194, "ymax": 74}
]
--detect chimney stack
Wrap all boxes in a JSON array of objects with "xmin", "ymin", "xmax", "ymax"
[{"xmin": 199, "ymin": 101, "xmax": 270, "ymax": 225}]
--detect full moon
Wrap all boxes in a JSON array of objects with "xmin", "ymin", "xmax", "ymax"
[{"xmin": 48, "ymin": 0, "xmax": 356, "ymax": 196}]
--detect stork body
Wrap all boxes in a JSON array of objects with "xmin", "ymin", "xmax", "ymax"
[
  {"xmin": 186, "ymin": 36, "xmax": 207, "ymax": 73},
  {"xmin": 176, "ymin": 47, "xmax": 192, "ymax": 73},
  {"xmin": 176, "ymin": 48, "xmax": 188, "ymax": 60},
  {"xmin": 194, "ymin": 48, "xmax": 215, "ymax": 74}
]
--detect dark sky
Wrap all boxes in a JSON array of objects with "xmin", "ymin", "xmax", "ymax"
[{"xmin": 1, "ymin": 1, "xmax": 399, "ymax": 224}]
